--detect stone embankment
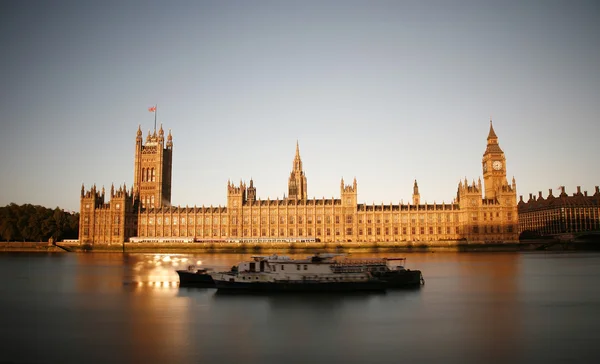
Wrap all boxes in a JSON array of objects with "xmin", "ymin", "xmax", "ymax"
[
  {"xmin": 0, "ymin": 241, "xmax": 532, "ymax": 253},
  {"xmin": 0, "ymin": 242, "xmax": 67, "ymax": 252},
  {"xmin": 2, "ymin": 239, "xmax": 598, "ymax": 253}
]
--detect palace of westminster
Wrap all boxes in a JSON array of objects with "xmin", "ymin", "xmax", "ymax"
[{"xmin": 79, "ymin": 121, "xmax": 522, "ymax": 245}]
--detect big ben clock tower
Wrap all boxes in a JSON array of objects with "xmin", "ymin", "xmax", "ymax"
[{"xmin": 482, "ymin": 119, "xmax": 508, "ymax": 200}]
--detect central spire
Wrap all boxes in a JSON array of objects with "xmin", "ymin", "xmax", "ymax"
[
  {"xmin": 288, "ymin": 141, "xmax": 307, "ymax": 201},
  {"xmin": 293, "ymin": 140, "xmax": 303, "ymax": 172}
]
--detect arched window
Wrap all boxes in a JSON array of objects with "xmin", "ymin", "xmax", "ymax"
[
  {"xmin": 141, "ymin": 168, "xmax": 145, "ymax": 181},
  {"xmin": 151, "ymin": 195, "xmax": 155, "ymax": 207},
  {"xmin": 152, "ymin": 168, "xmax": 156, "ymax": 182},
  {"xmin": 146, "ymin": 169, "xmax": 150, "ymax": 182}
]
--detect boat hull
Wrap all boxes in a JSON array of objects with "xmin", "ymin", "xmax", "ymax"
[
  {"xmin": 176, "ymin": 270, "xmax": 215, "ymax": 287},
  {"xmin": 213, "ymin": 279, "xmax": 387, "ymax": 292},
  {"xmin": 375, "ymin": 269, "xmax": 424, "ymax": 288}
]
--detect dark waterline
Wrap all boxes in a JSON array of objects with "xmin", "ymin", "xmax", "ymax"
[{"xmin": 1, "ymin": 252, "xmax": 599, "ymax": 364}]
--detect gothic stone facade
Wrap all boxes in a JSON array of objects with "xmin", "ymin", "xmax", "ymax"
[
  {"xmin": 518, "ymin": 186, "xmax": 600, "ymax": 236},
  {"xmin": 79, "ymin": 121, "xmax": 519, "ymax": 244}
]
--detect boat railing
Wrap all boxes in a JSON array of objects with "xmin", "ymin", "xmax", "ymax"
[
  {"xmin": 331, "ymin": 266, "xmax": 367, "ymax": 273},
  {"xmin": 251, "ymin": 254, "xmax": 292, "ymax": 262},
  {"xmin": 332, "ymin": 258, "xmax": 388, "ymax": 266}
]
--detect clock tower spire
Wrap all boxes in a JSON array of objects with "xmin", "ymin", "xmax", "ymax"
[{"xmin": 482, "ymin": 118, "xmax": 508, "ymax": 200}]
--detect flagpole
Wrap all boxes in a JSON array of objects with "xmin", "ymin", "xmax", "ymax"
[{"xmin": 154, "ymin": 104, "xmax": 157, "ymax": 132}]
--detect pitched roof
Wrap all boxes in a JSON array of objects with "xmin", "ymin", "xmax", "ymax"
[{"xmin": 487, "ymin": 120, "xmax": 497, "ymax": 140}]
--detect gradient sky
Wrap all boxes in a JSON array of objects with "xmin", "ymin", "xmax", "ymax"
[{"xmin": 1, "ymin": 0, "xmax": 599, "ymax": 212}]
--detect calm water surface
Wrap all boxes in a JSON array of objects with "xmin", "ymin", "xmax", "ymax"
[{"xmin": 1, "ymin": 251, "xmax": 599, "ymax": 364}]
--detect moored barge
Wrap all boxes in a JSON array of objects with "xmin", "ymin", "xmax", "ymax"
[
  {"xmin": 176, "ymin": 265, "xmax": 215, "ymax": 287},
  {"xmin": 209, "ymin": 253, "xmax": 424, "ymax": 292}
]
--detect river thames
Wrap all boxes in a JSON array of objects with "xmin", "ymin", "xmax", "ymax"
[{"xmin": 1, "ymin": 251, "xmax": 599, "ymax": 364}]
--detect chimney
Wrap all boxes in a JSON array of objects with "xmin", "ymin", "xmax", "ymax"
[
  {"xmin": 596, "ymin": 186, "xmax": 599, "ymax": 194},
  {"xmin": 519, "ymin": 195, "xmax": 523, "ymax": 202},
  {"xmin": 577, "ymin": 186, "xmax": 581, "ymax": 195},
  {"xmin": 529, "ymin": 193, "xmax": 533, "ymax": 201},
  {"xmin": 585, "ymin": 191, "xmax": 588, "ymax": 197},
  {"xmin": 538, "ymin": 191, "xmax": 543, "ymax": 198},
  {"xmin": 549, "ymin": 188, "xmax": 553, "ymax": 196}
]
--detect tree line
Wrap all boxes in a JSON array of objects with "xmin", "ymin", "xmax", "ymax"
[{"xmin": 0, "ymin": 203, "xmax": 79, "ymax": 242}]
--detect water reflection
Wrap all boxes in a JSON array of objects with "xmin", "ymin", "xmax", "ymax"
[
  {"xmin": 212, "ymin": 289, "xmax": 384, "ymax": 309},
  {"xmin": 457, "ymin": 254, "xmax": 522, "ymax": 363},
  {"xmin": 2, "ymin": 252, "xmax": 599, "ymax": 363},
  {"xmin": 117, "ymin": 252, "xmax": 526, "ymax": 363}
]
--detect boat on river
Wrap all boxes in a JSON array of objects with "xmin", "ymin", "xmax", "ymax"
[
  {"xmin": 209, "ymin": 253, "xmax": 424, "ymax": 292},
  {"xmin": 176, "ymin": 265, "xmax": 215, "ymax": 287}
]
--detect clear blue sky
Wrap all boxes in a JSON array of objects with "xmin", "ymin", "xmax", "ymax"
[{"xmin": 1, "ymin": 0, "xmax": 599, "ymax": 212}]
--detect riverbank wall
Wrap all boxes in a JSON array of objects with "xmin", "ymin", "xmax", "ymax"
[
  {"xmin": 0, "ymin": 242, "xmax": 67, "ymax": 253},
  {"xmin": 2, "ymin": 239, "xmax": 599, "ymax": 253}
]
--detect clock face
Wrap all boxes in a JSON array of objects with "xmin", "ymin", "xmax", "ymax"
[{"xmin": 493, "ymin": 161, "xmax": 502, "ymax": 170}]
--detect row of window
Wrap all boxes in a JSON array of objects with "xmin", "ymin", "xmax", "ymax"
[
  {"xmin": 141, "ymin": 168, "xmax": 156, "ymax": 182},
  {"xmin": 139, "ymin": 213, "xmax": 474, "ymax": 225},
  {"xmin": 82, "ymin": 227, "xmax": 122, "ymax": 236},
  {"xmin": 139, "ymin": 213, "xmax": 469, "ymax": 225},
  {"xmin": 472, "ymin": 226, "xmax": 513, "ymax": 234},
  {"xmin": 141, "ymin": 226, "xmax": 472, "ymax": 237},
  {"xmin": 84, "ymin": 216, "xmax": 120, "ymax": 223},
  {"xmin": 142, "ymin": 196, "xmax": 155, "ymax": 208}
]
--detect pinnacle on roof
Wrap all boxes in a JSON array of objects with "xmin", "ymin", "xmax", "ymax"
[
  {"xmin": 487, "ymin": 118, "xmax": 498, "ymax": 140},
  {"xmin": 292, "ymin": 141, "xmax": 303, "ymax": 172},
  {"xmin": 484, "ymin": 118, "xmax": 504, "ymax": 155}
]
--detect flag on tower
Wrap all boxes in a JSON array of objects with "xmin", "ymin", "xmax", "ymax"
[{"xmin": 148, "ymin": 106, "xmax": 156, "ymax": 112}]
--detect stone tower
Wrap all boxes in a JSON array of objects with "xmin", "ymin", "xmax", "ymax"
[
  {"xmin": 133, "ymin": 125, "xmax": 173, "ymax": 209},
  {"xmin": 79, "ymin": 183, "xmax": 135, "ymax": 244},
  {"xmin": 79, "ymin": 184, "xmax": 104, "ymax": 244},
  {"xmin": 412, "ymin": 180, "xmax": 420, "ymax": 205},
  {"xmin": 226, "ymin": 180, "xmax": 246, "ymax": 237},
  {"xmin": 247, "ymin": 178, "xmax": 257, "ymax": 204},
  {"xmin": 482, "ymin": 120, "xmax": 508, "ymax": 200},
  {"xmin": 341, "ymin": 177, "xmax": 357, "ymax": 207},
  {"xmin": 288, "ymin": 141, "xmax": 308, "ymax": 201},
  {"xmin": 227, "ymin": 180, "xmax": 246, "ymax": 209}
]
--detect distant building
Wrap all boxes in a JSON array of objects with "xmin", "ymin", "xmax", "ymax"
[
  {"xmin": 518, "ymin": 186, "xmax": 600, "ymax": 236},
  {"xmin": 79, "ymin": 120, "xmax": 519, "ymax": 245}
]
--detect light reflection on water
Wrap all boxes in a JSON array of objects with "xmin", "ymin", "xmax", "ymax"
[{"xmin": 0, "ymin": 252, "xmax": 599, "ymax": 364}]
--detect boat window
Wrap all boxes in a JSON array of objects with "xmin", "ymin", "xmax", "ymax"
[
  {"xmin": 297, "ymin": 265, "xmax": 300, "ymax": 270},
  {"xmin": 304, "ymin": 265, "xmax": 308, "ymax": 270},
  {"xmin": 281, "ymin": 265, "xmax": 284, "ymax": 270}
]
